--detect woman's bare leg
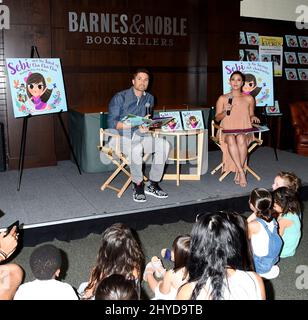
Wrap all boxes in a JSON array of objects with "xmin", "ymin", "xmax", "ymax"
[
  {"xmin": 225, "ymin": 135, "xmax": 247, "ymax": 187},
  {"xmin": 236, "ymin": 134, "xmax": 248, "ymax": 168},
  {"xmin": 236, "ymin": 134, "xmax": 248, "ymax": 187}
]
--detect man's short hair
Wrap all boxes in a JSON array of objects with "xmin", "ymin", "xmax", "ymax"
[
  {"xmin": 30, "ymin": 244, "xmax": 62, "ymax": 280},
  {"xmin": 132, "ymin": 68, "xmax": 150, "ymax": 79}
]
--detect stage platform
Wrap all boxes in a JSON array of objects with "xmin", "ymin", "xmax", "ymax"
[{"xmin": 0, "ymin": 147, "xmax": 307, "ymax": 245}]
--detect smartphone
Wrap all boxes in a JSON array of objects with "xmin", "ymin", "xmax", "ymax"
[{"xmin": 4, "ymin": 220, "xmax": 19, "ymax": 236}]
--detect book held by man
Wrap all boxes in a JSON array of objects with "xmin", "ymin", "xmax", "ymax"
[{"xmin": 122, "ymin": 114, "xmax": 174, "ymax": 129}]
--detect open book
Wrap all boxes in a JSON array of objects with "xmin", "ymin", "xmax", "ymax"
[
  {"xmin": 122, "ymin": 114, "xmax": 174, "ymax": 129},
  {"xmin": 222, "ymin": 124, "xmax": 269, "ymax": 134}
]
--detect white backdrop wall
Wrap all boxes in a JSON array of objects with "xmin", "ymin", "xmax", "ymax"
[{"xmin": 241, "ymin": 0, "xmax": 308, "ymax": 22}]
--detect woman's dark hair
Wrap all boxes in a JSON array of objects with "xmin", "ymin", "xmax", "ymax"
[
  {"xmin": 249, "ymin": 188, "xmax": 273, "ymax": 222},
  {"xmin": 26, "ymin": 73, "xmax": 52, "ymax": 102},
  {"xmin": 230, "ymin": 70, "xmax": 245, "ymax": 82},
  {"xmin": 95, "ymin": 274, "xmax": 139, "ymax": 300},
  {"xmin": 85, "ymin": 223, "xmax": 145, "ymax": 296},
  {"xmin": 272, "ymin": 187, "xmax": 301, "ymax": 216},
  {"xmin": 189, "ymin": 211, "xmax": 253, "ymax": 300},
  {"xmin": 172, "ymin": 234, "xmax": 190, "ymax": 280}
]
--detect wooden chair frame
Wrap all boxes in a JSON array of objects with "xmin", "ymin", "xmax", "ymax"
[
  {"xmin": 210, "ymin": 120, "xmax": 263, "ymax": 182},
  {"xmin": 98, "ymin": 128, "xmax": 149, "ymax": 198}
]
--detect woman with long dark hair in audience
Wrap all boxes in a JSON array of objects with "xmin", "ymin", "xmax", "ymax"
[
  {"xmin": 177, "ymin": 211, "xmax": 265, "ymax": 300},
  {"xmin": 78, "ymin": 223, "xmax": 145, "ymax": 299}
]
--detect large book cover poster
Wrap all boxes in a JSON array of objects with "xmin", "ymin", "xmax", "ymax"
[
  {"xmin": 222, "ymin": 61, "xmax": 274, "ymax": 107},
  {"xmin": 6, "ymin": 58, "xmax": 67, "ymax": 118}
]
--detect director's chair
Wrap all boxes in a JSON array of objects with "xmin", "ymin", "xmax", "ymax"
[
  {"xmin": 210, "ymin": 119, "xmax": 264, "ymax": 182},
  {"xmin": 98, "ymin": 112, "xmax": 149, "ymax": 198}
]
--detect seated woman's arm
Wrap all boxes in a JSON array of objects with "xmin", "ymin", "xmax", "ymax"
[{"xmin": 215, "ymin": 95, "xmax": 227, "ymax": 122}]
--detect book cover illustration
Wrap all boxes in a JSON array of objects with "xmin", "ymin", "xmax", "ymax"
[
  {"xmin": 239, "ymin": 49, "xmax": 245, "ymax": 61},
  {"xmin": 245, "ymin": 49, "xmax": 259, "ymax": 61},
  {"xmin": 260, "ymin": 55, "xmax": 271, "ymax": 62},
  {"xmin": 239, "ymin": 31, "xmax": 246, "ymax": 44},
  {"xmin": 6, "ymin": 58, "xmax": 67, "ymax": 118},
  {"xmin": 284, "ymin": 52, "xmax": 298, "ymax": 64},
  {"xmin": 285, "ymin": 35, "xmax": 298, "ymax": 47},
  {"xmin": 246, "ymin": 32, "xmax": 259, "ymax": 45},
  {"xmin": 285, "ymin": 68, "xmax": 298, "ymax": 80},
  {"xmin": 298, "ymin": 36, "xmax": 308, "ymax": 48},
  {"xmin": 121, "ymin": 114, "xmax": 174, "ymax": 128},
  {"xmin": 298, "ymin": 52, "xmax": 308, "ymax": 65},
  {"xmin": 181, "ymin": 110, "xmax": 204, "ymax": 130},
  {"xmin": 266, "ymin": 101, "xmax": 282, "ymax": 115},
  {"xmin": 298, "ymin": 68, "xmax": 308, "ymax": 81},
  {"xmin": 159, "ymin": 111, "xmax": 183, "ymax": 131},
  {"xmin": 222, "ymin": 61, "xmax": 274, "ymax": 107}
]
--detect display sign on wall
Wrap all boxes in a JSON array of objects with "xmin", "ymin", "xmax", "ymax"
[
  {"xmin": 6, "ymin": 58, "xmax": 67, "ymax": 118},
  {"xmin": 66, "ymin": 9, "xmax": 189, "ymax": 50},
  {"xmin": 259, "ymin": 36, "xmax": 284, "ymax": 77},
  {"xmin": 222, "ymin": 61, "xmax": 274, "ymax": 107}
]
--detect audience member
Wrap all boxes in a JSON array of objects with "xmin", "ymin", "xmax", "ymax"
[
  {"xmin": 272, "ymin": 171, "xmax": 301, "ymax": 193},
  {"xmin": 14, "ymin": 244, "xmax": 78, "ymax": 300},
  {"xmin": 0, "ymin": 225, "xmax": 23, "ymax": 300},
  {"xmin": 78, "ymin": 223, "xmax": 145, "ymax": 299},
  {"xmin": 177, "ymin": 211, "xmax": 265, "ymax": 300},
  {"xmin": 95, "ymin": 274, "xmax": 139, "ymax": 300},
  {"xmin": 143, "ymin": 235, "xmax": 190, "ymax": 300},
  {"xmin": 247, "ymin": 188, "xmax": 282, "ymax": 279},
  {"xmin": 272, "ymin": 187, "xmax": 302, "ymax": 258}
]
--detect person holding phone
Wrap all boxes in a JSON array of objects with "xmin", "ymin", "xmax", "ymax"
[{"xmin": 0, "ymin": 224, "xmax": 24, "ymax": 299}]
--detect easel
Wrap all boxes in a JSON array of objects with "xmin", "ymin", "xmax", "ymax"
[{"xmin": 17, "ymin": 46, "xmax": 81, "ymax": 191}]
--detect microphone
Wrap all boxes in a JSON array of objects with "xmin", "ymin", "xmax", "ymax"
[
  {"xmin": 227, "ymin": 96, "xmax": 233, "ymax": 116},
  {"xmin": 145, "ymin": 103, "xmax": 152, "ymax": 118}
]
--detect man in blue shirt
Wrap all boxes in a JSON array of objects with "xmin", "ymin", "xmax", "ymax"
[{"xmin": 108, "ymin": 68, "xmax": 170, "ymax": 202}]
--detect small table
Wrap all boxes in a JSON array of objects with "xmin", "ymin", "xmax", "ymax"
[{"xmin": 154, "ymin": 129, "xmax": 206, "ymax": 186}]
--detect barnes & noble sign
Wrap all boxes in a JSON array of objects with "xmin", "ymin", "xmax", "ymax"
[{"xmin": 67, "ymin": 11, "xmax": 189, "ymax": 50}]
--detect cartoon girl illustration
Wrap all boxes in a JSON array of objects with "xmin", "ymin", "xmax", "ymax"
[
  {"xmin": 188, "ymin": 115, "xmax": 198, "ymax": 128},
  {"xmin": 26, "ymin": 73, "xmax": 52, "ymax": 110},
  {"xmin": 167, "ymin": 118, "xmax": 177, "ymax": 130},
  {"xmin": 242, "ymin": 73, "xmax": 261, "ymax": 98},
  {"xmin": 17, "ymin": 83, "xmax": 27, "ymax": 103}
]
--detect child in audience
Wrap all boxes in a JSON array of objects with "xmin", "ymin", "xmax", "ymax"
[
  {"xmin": 95, "ymin": 274, "xmax": 139, "ymax": 300},
  {"xmin": 177, "ymin": 211, "xmax": 265, "ymax": 300},
  {"xmin": 272, "ymin": 187, "xmax": 302, "ymax": 258},
  {"xmin": 247, "ymin": 188, "xmax": 283, "ymax": 279},
  {"xmin": 143, "ymin": 235, "xmax": 190, "ymax": 300},
  {"xmin": 272, "ymin": 171, "xmax": 301, "ymax": 193},
  {"xmin": 0, "ymin": 225, "xmax": 23, "ymax": 300},
  {"xmin": 78, "ymin": 223, "xmax": 145, "ymax": 299},
  {"xmin": 14, "ymin": 244, "xmax": 78, "ymax": 300}
]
